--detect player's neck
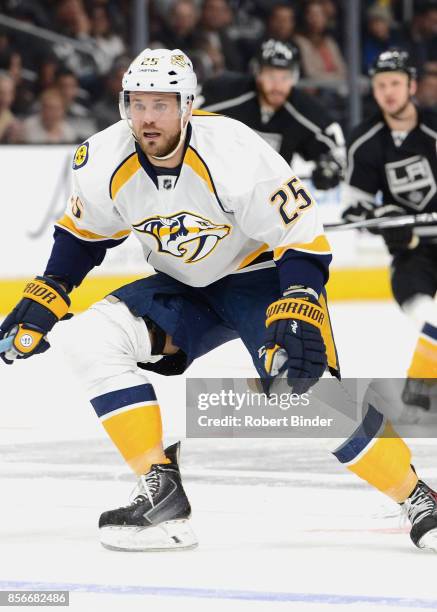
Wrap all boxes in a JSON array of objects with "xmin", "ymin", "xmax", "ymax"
[
  {"xmin": 383, "ymin": 102, "xmax": 418, "ymax": 132},
  {"xmin": 146, "ymin": 147, "xmax": 185, "ymax": 169}
]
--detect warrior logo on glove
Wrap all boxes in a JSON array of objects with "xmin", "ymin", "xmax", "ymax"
[
  {"xmin": 0, "ymin": 276, "xmax": 71, "ymax": 364},
  {"xmin": 263, "ymin": 293, "xmax": 327, "ymax": 394}
]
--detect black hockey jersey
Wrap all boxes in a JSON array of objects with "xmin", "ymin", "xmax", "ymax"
[
  {"xmin": 345, "ymin": 107, "xmax": 437, "ymax": 213},
  {"xmin": 198, "ymin": 73, "xmax": 344, "ymax": 165}
]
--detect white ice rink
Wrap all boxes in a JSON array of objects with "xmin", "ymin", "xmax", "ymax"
[{"xmin": 1, "ymin": 301, "xmax": 437, "ymax": 611}]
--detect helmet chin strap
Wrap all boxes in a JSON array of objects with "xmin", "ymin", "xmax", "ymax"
[{"xmin": 150, "ymin": 109, "xmax": 190, "ymax": 162}]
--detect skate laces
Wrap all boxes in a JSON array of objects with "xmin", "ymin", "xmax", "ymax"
[
  {"xmin": 130, "ymin": 468, "xmax": 161, "ymax": 508},
  {"xmin": 404, "ymin": 484, "xmax": 437, "ymax": 526}
]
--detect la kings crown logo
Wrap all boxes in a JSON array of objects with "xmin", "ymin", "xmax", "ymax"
[
  {"xmin": 133, "ymin": 211, "xmax": 231, "ymax": 263},
  {"xmin": 385, "ymin": 155, "xmax": 436, "ymax": 210}
]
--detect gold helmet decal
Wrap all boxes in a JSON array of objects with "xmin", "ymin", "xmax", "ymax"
[{"xmin": 171, "ymin": 54, "xmax": 187, "ymax": 68}]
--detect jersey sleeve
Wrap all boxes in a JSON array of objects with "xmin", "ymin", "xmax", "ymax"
[
  {"xmin": 290, "ymin": 92, "xmax": 345, "ymax": 164},
  {"xmin": 56, "ymin": 169, "xmax": 131, "ymax": 245},
  {"xmin": 44, "ymin": 145, "xmax": 131, "ymax": 290},
  {"xmin": 232, "ymin": 134, "xmax": 331, "ymax": 296}
]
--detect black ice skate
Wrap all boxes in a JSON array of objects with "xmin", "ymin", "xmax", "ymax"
[
  {"xmin": 403, "ymin": 480, "xmax": 437, "ymax": 551},
  {"xmin": 99, "ymin": 442, "xmax": 198, "ymax": 551}
]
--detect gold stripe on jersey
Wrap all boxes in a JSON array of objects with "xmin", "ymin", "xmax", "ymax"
[
  {"xmin": 273, "ymin": 235, "xmax": 331, "ymax": 260},
  {"xmin": 192, "ymin": 110, "xmax": 220, "ymax": 116},
  {"xmin": 56, "ymin": 214, "xmax": 131, "ymax": 241},
  {"xmin": 184, "ymin": 147, "xmax": 216, "ymax": 193},
  {"xmin": 237, "ymin": 243, "xmax": 269, "ymax": 270},
  {"xmin": 110, "ymin": 152, "xmax": 141, "ymax": 200}
]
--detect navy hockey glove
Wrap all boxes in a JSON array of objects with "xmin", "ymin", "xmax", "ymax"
[
  {"xmin": 370, "ymin": 205, "xmax": 418, "ymax": 255},
  {"xmin": 311, "ymin": 154, "xmax": 342, "ymax": 190},
  {"xmin": 263, "ymin": 292, "xmax": 327, "ymax": 394},
  {"xmin": 0, "ymin": 276, "xmax": 71, "ymax": 364}
]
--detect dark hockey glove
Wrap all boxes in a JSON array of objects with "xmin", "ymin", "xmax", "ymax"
[
  {"xmin": 263, "ymin": 292, "xmax": 327, "ymax": 394},
  {"xmin": 341, "ymin": 200, "xmax": 375, "ymax": 223},
  {"xmin": 311, "ymin": 154, "xmax": 342, "ymax": 190},
  {"xmin": 370, "ymin": 205, "xmax": 418, "ymax": 255},
  {"xmin": 137, "ymin": 351, "xmax": 188, "ymax": 376},
  {"xmin": 0, "ymin": 276, "xmax": 71, "ymax": 364}
]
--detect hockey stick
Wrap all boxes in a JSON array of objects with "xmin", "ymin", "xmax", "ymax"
[
  {"xmin": 324, "ymin": 212, "xmax": 437, "ymax": 232},
  {"xmin": 0, "ymin": 337, "xmax": 13, "ymax": 353}
]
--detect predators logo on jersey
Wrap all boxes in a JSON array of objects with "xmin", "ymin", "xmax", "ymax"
[
  {"xmin": 132, "ymin": 211, "xmax": 231, "ymax": 263},
  {"xmin": 73, "ymin": 142, "xmax": 89, "ymax": 170}
]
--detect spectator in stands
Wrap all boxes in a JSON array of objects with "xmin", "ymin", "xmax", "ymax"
[
  {"xmin": 317, "ymin": 0, "xmax": 342, "ymax": 45},
  {"xmin": 416, "ymin": 69, "xmax": 437, "ymax": 106},
  {"xmin": 8, "ymin": 0, "xmax": 53, "ymax": 76},
  {"xmin": 36, "ymin": 53, "xmax": 61, "ymax": 94},
  {"xmin": 2, "ymin": 48, "xmax": 36, "ymax": 118},
  {"xmin": 402, "ymin": 0, "xmax": 437, "ymax": 74},
  {"xmin": 52, "ymin": 0, "xmax": 99, "ymax": 91},
  {"xmin": 363, "ymin": 4, "xmax": 401, "ymax": 73},
  {"xmin": 88, "ymin": 5, "xmax": 126, "ymax": 76},
  {"xmin": 55, "ymin": 68, "xmax": 97, "ymax": 140},
  {"xmin": 294, "ymin": 0, "xmax": 346, "ymax": 81},
  {"xmin": 265, "ymin": 3, "xmax": 297, "ymax": 42},
  {"xmin": 156, "ymin": 0, "xmax": 200, "ymax": 51},
  {"xmin": 92, "ymin": 57, "xmax": 130, "ymax": 131},
  {"xmin": 0, "ymin": 28, "xmax": 19, "ymax": 75},
  {"xmin": 55, "ymin": 0, "xmax": 91, "ymax": 38},
  {"xmin": 198, "ymin": 0, "xmax": 244, "ymax": 72},
  {"xmin": 21, "ymin": 88, "xmax": 78, "ymax": 144},
  {"xmin": 237, "ymin": 3, "xmax": 298, "ymax": 72},
  {"xmin": 0, "ymin": 72, "xmax": 21, "ymax": 143}
]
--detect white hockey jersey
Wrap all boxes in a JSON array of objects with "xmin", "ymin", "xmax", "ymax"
[{"xmin": 56, "ymin": 111, "xmax": 330, "ymax": 288}]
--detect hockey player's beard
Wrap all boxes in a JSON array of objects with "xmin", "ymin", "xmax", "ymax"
[
  {"xmin": 138, "ymin": 129, "xmax": 182, "ymax": 160},
  {"xmin": 258, "ymin": 89, "xmax": 288, "ymax": 111}
]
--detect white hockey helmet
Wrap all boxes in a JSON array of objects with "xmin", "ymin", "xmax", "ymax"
[{"xmin": 119, "ymin": 48, "xmax": 197, "ymax": 122}]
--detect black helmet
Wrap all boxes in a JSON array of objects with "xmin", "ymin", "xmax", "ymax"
[
  {"xmin": 369, "ymin": 48, "xmax": 417, "ymax": 80},
  {"xmin": 256, "ymin": 39, "xmax": 300, "ymax": 71}
]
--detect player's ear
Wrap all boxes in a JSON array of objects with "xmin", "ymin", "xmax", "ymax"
[
  {"xmin": 409, "ymin": 78, "xmax": 418, "ymax": 97},
  {"xmin": 183, "ymin": 99, "xmax": 193, "ymax": 127}
]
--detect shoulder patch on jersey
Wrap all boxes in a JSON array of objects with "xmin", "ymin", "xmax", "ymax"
[{"xmin": 73, "ymin": 142, "xmax": 89, "ymax": 169}]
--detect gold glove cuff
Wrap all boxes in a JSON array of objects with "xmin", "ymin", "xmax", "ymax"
[{"xmin": 266, "ymin": 298, "xmax": 325, "ymax": 329}]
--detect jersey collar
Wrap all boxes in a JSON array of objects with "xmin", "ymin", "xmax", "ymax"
[{"xmin": 135, "ymin": 122, "xmax": 193, "ymax": 189}]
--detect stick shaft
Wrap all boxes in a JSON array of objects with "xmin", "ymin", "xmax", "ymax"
[
  {"xmin": 0, "ymin": 337, "xmax": 13, "ymax": 353},
  {"xmin": 325, "ymin": 212, "xmax": 437, "ymax": 232}
]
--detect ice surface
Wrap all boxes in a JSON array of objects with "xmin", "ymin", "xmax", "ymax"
[{"xmin": 1, "ymin": 302, "xmax": 437, "ymax": 611}]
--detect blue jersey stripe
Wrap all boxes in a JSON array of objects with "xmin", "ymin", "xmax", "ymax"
[
  {"xmin": 423, "ymin": 322, "xmax": 437, "ymax": 342},
  {"xmin": 333, "ymin": 404, "xmax": 384, "ymax": 464},
  {"xmin": 91, "ymin": 384, "xmax": 157, "ymax": 417}
]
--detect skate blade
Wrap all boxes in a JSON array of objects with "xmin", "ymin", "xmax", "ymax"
[
  {"xmin": 418, "ymin": 528, "xmax": 437, "ymax": 552},
  {"xmin": 100, "ymin": 519, "xmax": 198, "ymax": 552}
]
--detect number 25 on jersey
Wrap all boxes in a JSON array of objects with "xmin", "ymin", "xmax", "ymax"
[{"xmin": 270, "ymin": 176, "xmax": 314, "ymax": 226}]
